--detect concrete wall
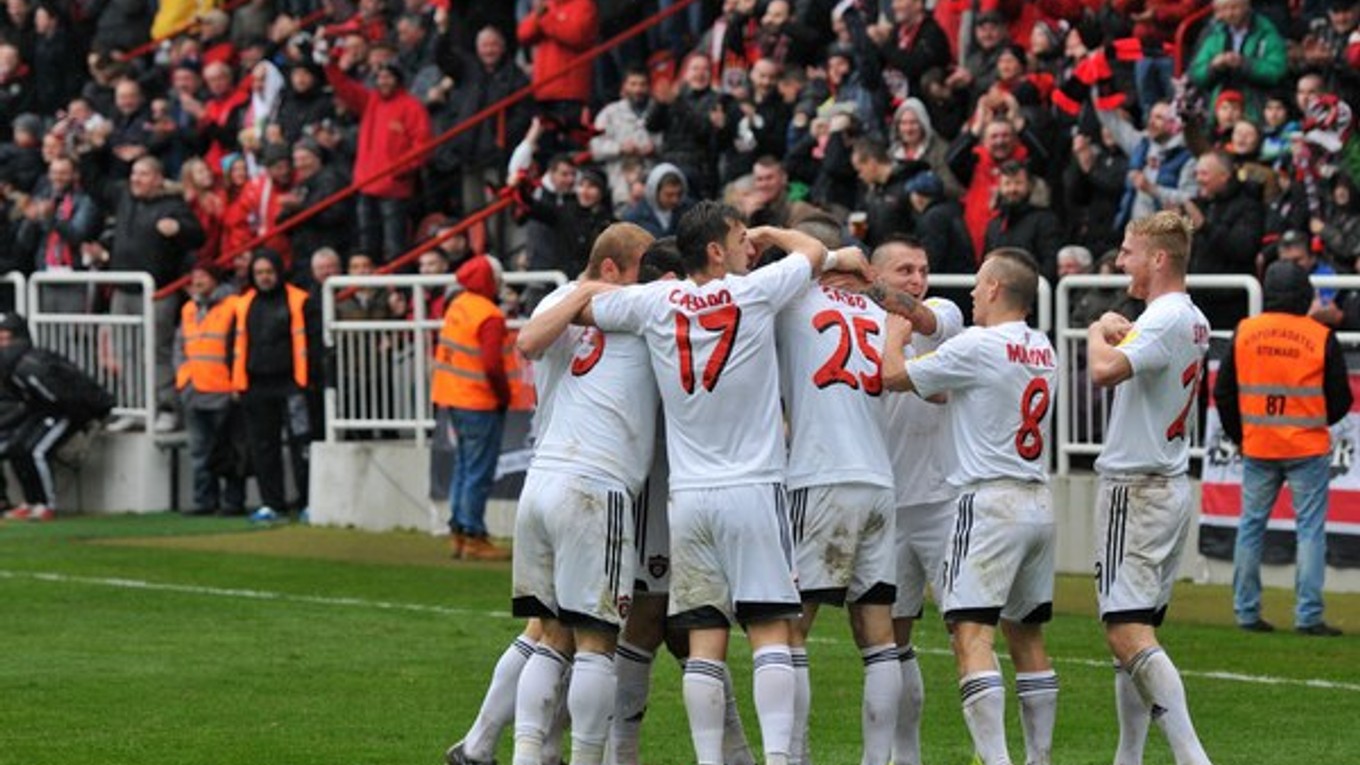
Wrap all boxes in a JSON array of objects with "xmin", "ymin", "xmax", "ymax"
[{"xmin": 63, "ymin": 432, "xmax": 193, "ymax": 513}]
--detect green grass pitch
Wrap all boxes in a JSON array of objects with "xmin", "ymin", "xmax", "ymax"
[{"xmin": 1, "ymin": 514, "xmax": 1356, "ymax": 765}]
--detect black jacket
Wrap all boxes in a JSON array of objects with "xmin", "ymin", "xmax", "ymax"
[
  {"xmin": 984, "ymin": 201, "xmax": 1064, "ymax": 284},
  {"xmin": 645, "ymin": 87, "xmax": 735, "ymax": 199},
  {"xmin": 273, "ymin": 86, "xmax": 335, "ymax": 145},
  {"xmin": 1190, "ymin": 179, "xmax": 1266, "ymax": 329},
  {"xmin": 879, "ymin": 15, "xmax": 951, "ymax": 99},
  {"xmin": 859, "ymin": 166, "xmax": 915, "ymax": 248},
  {"xmin": 524, "ymin": 195, "xmax": 614, "ymax": 278},
  {"xmin": 443, "ymin": 55, "xmax": 530, "ymax": 170},
  {"xmin": 108, "ymin": 189, "xmax": 206, "ymax": 288},
  {"xmin": 1062, "ymin": 144, "xmax": 1128, "ymax": 256},
  {"xmin": 278, "ymin": 165, "xmax": 353, "ymax": 266},
  {"xmin": 915, "ymin": 198, "xmax": 975, "ymax": 274}
]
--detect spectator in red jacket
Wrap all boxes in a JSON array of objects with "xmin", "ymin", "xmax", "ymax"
[
  {"xmin": 325, "ymin": 55, "xmax": 432, "ymax": 261},
  {"xmin": 517, "ymin": 0, "xmax": 599, "ymax": 130}
]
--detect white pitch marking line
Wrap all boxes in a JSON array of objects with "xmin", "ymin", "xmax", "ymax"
[{"xmin": 5, "ymin": 569, "xmax": 1359, "ymax": 694}]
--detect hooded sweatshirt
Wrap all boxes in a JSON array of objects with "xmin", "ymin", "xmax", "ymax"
[
  {"xmin": 244, "ymin": 250, "xmax": 298, "ymax": 387},
  {"xmin": 624, "ymin": 163, "xmax": 690, "ymax": 238},
  {"xmin": 454, "ymin": 255, "xmax": 510, "ymax": 409}
]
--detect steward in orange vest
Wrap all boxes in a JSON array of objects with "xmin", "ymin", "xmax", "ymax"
[
  {"xmin": 175, "ymin": 264, "xmax": 247, "ymax": 516},
  {"xmin": 432, "ymin": 254, "xmax": 513, "ymax": 561},
  {"xmin": 1215, "ymin": 262, "xmax": 1352, "ymax": 459},
  {"xmin": 432, "ymin": 256, "xmax": 512, "ymax": 412},
  {"xmin": 1213, "ymin": 259, "xmax": 1352, "ymax": 635},
  {"xmin": 177, "ymin": 272, "xmax": 237, "ymax": 396}
]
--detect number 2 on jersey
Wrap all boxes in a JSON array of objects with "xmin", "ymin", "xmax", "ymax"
[
  {"xmin": 1165, "ymin": 361, "xmax": 1200, "ymax": 441},
  {"xmin": 1015, "ymin": 377, "xmax": 1050, "ymax": 461},
  {"xmin": 811, "ymin": 310, "xmax": 882, "ymax": 395},
  {"xmin": 676, "ymin": 305, "xmax": 742, "ymax": 393}
]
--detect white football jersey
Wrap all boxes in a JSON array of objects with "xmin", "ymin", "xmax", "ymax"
[
  {"xmin": 881, "ymin": 297, "xmax": 965, "ymax": 506},
  {"xmin": 777, "ymin": 284, "xmax": 894, "ymax": 490},
  {"xmin": 906, "ymin": 321, "xmax": 1057, "ymax": 486},
  {"xmin": 526, "ymin": 282, "xmax": 587, "ymax": 430},
  {"xmin": 531, "ymin": 310, "xmax": 660, "ymax": 495},
  {"xmin": 1095, "ymin": 292, "xmax": 1210, "ymax": 477},
  {"xmin": 592, "ymin": 254, "xmax": 814, "ymax": 490}
]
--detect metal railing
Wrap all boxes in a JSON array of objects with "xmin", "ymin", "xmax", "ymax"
[
  {"xmin": 28, "ymin": 272, "xmax": 158, "ymax": 431},
  {"xmin": 1, "ymin": 271, "xmax": 25, "ymax": 316},
  {"xmin": 1054, "ymin": 274, "xmax": 1263, "ymax": 474},
  {"xmin": 321, "ymin": 271, "xmax": 567, "ymax": 444}
]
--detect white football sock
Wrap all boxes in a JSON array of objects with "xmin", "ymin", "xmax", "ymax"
[
  {"xmin": 513, "ymin": 645, "xmax": 569, "ymax": 765},
  {"xmin": 464, "ymin": 635, "xmax": 536, "ymax": 761},
  {"xmin": 1113, "ymin": 661, "xmax": 1149, "ymax": 765},
  {"xmin": 753, "ymin": 645, "xmax": 796, "ymax": 765},
  {"xmin": 609, "ymin": 640, "xmax": 654, "ymax": 765},
  {"xmin": 1127, "ymin": 648, "xmax": 1212, "ymax": 765},
  {"xmin": 861, "ymin": 644, "xmax": 902, "ymax": 765},
  {"xmin": 684, "ymin": 658, "xmax": 728, "ymax": 765},
  {"xmin": 789, "ymin": 646, "xmax": 810, "ymax": 765},
  {"xmin": 893, "ymin": 644, "xmax": 925, "ymax": 765},
  {"xmin": 1015, "ymin": 670, "xmax": 1058, "ymax": 765},
  {"xmin": 542, "ymin": 672, "xmax": 571, "ymax": 765},
  {"xmin": 959, "ymin": 670, "xmax": 1012, "ymax": 765},
  {"xmin": 568, "ymin": 651, "xmax": 616, "ymax": 765}
]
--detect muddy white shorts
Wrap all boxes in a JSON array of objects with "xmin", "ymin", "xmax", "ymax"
[
  {"xmin": 788, "ymin": 483, "xmax": 896, "ymax": 606},
  {"xmin": 940, "ymin": 480, "xmax": 1055, "ymax": 625},
  {"xmin": 511, "ymin": 468, "xmax": 635, "ymax": 629},
  {"xmin": 667, "ymin": 483, "xmax": 801, "ymax": 628},
  {"xmin": 893, "ymin": 497, "xmax": 957, "ymax": 619},
  {"xmin": 1095, "ymin": 473, "xmax": 1194, "ymax": 625}
]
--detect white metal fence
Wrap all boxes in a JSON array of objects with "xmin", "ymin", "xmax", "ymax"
[
  {"xmin": 1, "ymin": 272, "xmax": 25, "ymax": 317},
  {"xmin": 1054, "ymin": 274, "xmax": 1263, "ymax": 474},
  {"xmin": 321, "ymin": 271, "xmax": 568, "ymax": 443},
  {"xmin": 27, "ymin": 271, "xmax": 159, "ymax": 430}
]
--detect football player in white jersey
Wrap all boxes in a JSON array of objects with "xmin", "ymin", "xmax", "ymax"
[
  {"xmin": 861, "ymin": 237, "xmax": 965, "ymax": 765},
  {"xmin": 882, "ymin": 249, "xmax": 1059, "ymax": 765},
  {"xmin": 578, "ymin": 201, "xmax": 871, "ymax": 765},
  {"xmin": 501, "ymin": 223, "xmax": 660, "ymax": 765},
  {"xmin": 775, "ymin": 236, "xmax": 899, "ymax": 765},
  {"xmin": 1088, "ymin": 212, "xmax": 1213, "ymax": 765},
  {"xmin": 610, "ymin": 239, "xmax": 758, "ymax": 765}
]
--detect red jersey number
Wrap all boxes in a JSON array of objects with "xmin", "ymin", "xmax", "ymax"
[
  {"xmin": 676, "ymin": 305, "xmax": 742, "ymax": 394},
  {"xmin": 810, "ymin": 310, "xmax": 883, "ymax": 396}
]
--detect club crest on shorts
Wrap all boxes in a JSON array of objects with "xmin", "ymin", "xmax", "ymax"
[
  {"xmin": 647, "ymin": 554, "xmax": 669, "ymax": 580},
  {"xmin": 617, "ymin": 593, "xmax": 632, "ymax": 619}
]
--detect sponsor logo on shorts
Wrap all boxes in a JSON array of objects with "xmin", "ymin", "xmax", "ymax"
[{"xmin": 647, "ymin": 555, "xmax": 669, "ymax": 580}]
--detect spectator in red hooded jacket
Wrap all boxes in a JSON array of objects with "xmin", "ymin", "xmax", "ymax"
[
  {"xmin": 324, "ymin": 50, "xmax": 432, "ymax": 262},
  {"xmin": 517, "ymin": 0, "xmax": 599, "ymax": 131}
]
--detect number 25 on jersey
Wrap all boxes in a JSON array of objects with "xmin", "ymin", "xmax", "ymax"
[{"xmin": 811, "ymin": 309, "xmax": 882, "ymax": 395}]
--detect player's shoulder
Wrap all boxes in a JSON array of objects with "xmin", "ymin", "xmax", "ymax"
[
  {"xmin": 923, "ymin": 295, "xmax": 965, "ymax": 335},
  {"xmin": 532, "ymin": 281, "xmax": 578, "ymax": 317}
]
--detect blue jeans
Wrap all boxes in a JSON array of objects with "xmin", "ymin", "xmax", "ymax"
[
  {"xmin": 1233, "ymin": 454, "xmax": 1332, "ymax": 628},
  {"xmin": 186, "ymin": 405, "xmax": 245, "ymax": 513},
  {"xmin": 448, "ymin": 407, "xmax": 505, "ymax": 538},
  {"xmin": 1134, "ymin": 56, "xmax": 1174, "ymax": 118}
]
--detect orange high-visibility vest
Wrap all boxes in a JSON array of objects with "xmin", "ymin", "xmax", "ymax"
[
  {"xmin": 232, "ymin": 285, "xmax": 309, "ymax": 391},
  {"xmin": 176, "ymin": 295, "xmax": 236, "ymax": 393},
  {"xmin": 504, "ymin": 329, "xmax": 534, "ymax": 411},
  {"xmin": 1234, "ymin": 312, "xmax": 1331, "ymax": 459},
  {"xmin": 431, "ymin": 291, "xmax": 507, "ymax": 411}
]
